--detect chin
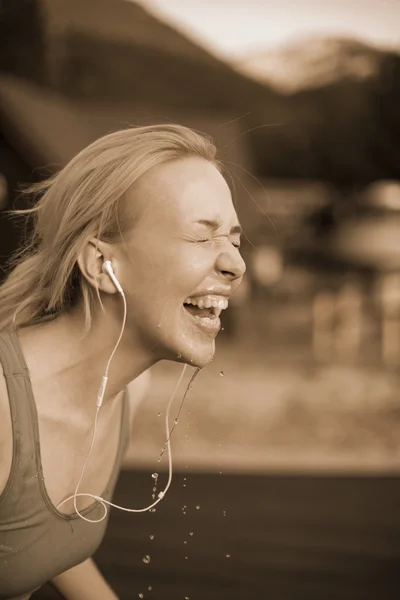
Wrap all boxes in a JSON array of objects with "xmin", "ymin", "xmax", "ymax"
[
  {"xmin": 170, "ymin": 337, "xmax": 216, "ymax": 368},
  {"xmin": 155, "ymin": 309, "xmax": 219, "ymax": 367}
]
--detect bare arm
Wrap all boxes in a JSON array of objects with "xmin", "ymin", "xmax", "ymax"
[{"xmin": 51, "ymin": 557, "xmax": 118, "ymax": 600}]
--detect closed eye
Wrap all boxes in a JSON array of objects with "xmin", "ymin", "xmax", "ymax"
[{"xmin": 198, "ymin": 238, "xmax": 241, "ymax": 249}]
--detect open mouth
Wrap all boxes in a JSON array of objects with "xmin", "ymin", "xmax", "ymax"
[
  {"xmin": 182, "ymin": 295, "xmax": 228, "ymax": 333},
  {"xmin": 183, "ymin": 303, "xmax": 217, "ymax": 319}
]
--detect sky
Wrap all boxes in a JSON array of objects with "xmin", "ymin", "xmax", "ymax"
[{"xmin": 132, "ymin": 0, "xmax": 400, "ymax": 58}]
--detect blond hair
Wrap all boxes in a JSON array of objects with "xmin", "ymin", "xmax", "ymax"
[{"xmin": 0, "ymin": 124, "xmax": 219, "ymax": 335}]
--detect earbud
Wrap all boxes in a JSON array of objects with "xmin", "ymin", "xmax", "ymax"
[{"xmin": 102, "ymin": 260, "xmax": 124, "ymax": 295}]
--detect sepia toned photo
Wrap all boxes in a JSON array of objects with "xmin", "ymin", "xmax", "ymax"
[{"xmin": 0, "ymin": 1, "xmax": 399, "ymax": 599}]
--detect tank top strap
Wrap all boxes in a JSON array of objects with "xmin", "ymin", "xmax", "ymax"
[
  {"xmin": 0, "ymin": 326, "xmax": 41, "ymax": 502},
  {"xmin": 0, "ymin": 326, "xmax": 30, "ymax": 377}
]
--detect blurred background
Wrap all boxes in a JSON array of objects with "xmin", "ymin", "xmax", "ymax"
[{"xmin": 1, "ymin": 0, "xmax": 400, "ymax": 598}]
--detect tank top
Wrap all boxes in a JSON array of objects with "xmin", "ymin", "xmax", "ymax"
[{"xmin": 0, "ymin": 327, "xmax": 130, "ymax": 599}]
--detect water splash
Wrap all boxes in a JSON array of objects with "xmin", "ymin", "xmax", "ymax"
[{"xmin": 151, "ymin": 473, "xmax": 159, "ymax": 500}]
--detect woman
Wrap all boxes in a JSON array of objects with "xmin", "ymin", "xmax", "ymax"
[{"xmin": 0, "ymin": 124, "xmax": 245, "ymax": 599}]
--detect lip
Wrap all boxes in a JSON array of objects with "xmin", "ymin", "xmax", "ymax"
[
  {"xmin": 186, "ymin": 286, "xmax": 231, "ymax": 299},
  {"xmin": 182, "ymin": 306, "xmax": 221, "ymax": 335}
]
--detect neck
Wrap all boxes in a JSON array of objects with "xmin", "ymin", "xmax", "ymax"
[{"xmin": 25, "ymin": 300, "xmax": 157, "ymax": 407}]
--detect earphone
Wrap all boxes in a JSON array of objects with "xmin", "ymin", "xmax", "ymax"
[{"xmin": 56, "ymin": 260, "xmax": 189, "ymax": 523}]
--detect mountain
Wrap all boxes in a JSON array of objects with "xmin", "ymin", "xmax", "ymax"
[
  {"xmin": 1, "ymin": 3, "xmax": 399, "ymax": 186},
  {"xmin": 235, "ymin": 36, "xmax": 397, "ymax": 93},
  {"xmin": 40, "ymin": 0, "xmax": 222, "ymax": 69},
  {"xmin": 0, "ymin": 0, "xmax": 278, "ymax": 111},
  {"xmin": 240, "ymin": 37, "xmax": 400, "ymax": 185}
]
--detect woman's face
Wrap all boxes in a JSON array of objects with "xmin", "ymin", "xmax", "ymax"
[{"xmin": 120, "ymin": 156, "xmax": 246, "ymax": 367}]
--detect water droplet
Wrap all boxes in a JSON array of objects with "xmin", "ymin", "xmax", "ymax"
[
  {"xmin": 185, "ymin": 597, "xmax": 190, "ymax": 599},
  {"xmin": 185, "ymin": 556, "xmax": 188, "ymax": 560},
  {"xmin": 189, "ymin": 532, "xmax": 194, "ymax": 536},
  {"xmin": 218, "ymin": 443, "xmax": 222, "ymax": 446},
  {"xmin": 147, "ymin": 586, "xmax": 152, "ymax": 591},
  {"xmin": 221, "ymin": 327, "xmax": 224, "ymax": 331},
  {"xmin": 149, "ymin": 534, "xmax": 154, "ymax": 540},
  {"xmin": 219, "ymin": 370, "xmax": 225, "ymax": 377},
  {"xmin": 184, "ymin": 478, "xmax": 187, "ymax": 481},
  {"xmin": 142, "ymin": 554, "xmax": 151, "ymax": 564},
  {"xmin": 157, "ymin": 412, "xmax": 161, "ymax": 417},
  {"xmin": 138, "ymin": 594, "xmax": 144, "ymax": 599},
  {"xmin": 223, "ymin": 510, "xmax": 227, "ymax": 517},
  {"xmin": 183, "ymin": 484, "xmax": 186, "ymax": 487},
  {"xmin": 196, "ymin": 505, "xmax": 200, "ymax": 510},
  {"xmin": 157, "ymin": 457, "xmax": 161, "ymax": 463},
  {"xmin": 151, "ymin": 473, "xmax": 158, "ymax": 479},
  {"xmin": 226, "ymin": 554, "xmax": 231, "ymax": 558},
  {"xmin": 174, "ymin": 418, "xmax": 178, "ymax": 425},
  {"xmin": 184, "ymin": 540, "xmax": 187, "ymax": 544}
]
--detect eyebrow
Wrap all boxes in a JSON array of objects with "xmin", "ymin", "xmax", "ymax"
[{"xmin": 194, "ymin": 219, "xmax": 242, "ymax": 236}]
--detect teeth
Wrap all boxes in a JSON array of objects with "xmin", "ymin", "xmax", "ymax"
[{"xmin": 184, "ymin": 295, "xmax": 229, "ymax": 312}]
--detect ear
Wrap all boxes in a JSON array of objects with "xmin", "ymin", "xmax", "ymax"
[{"xmin": 76, "ymin": 238, "xmax": 118, "ymax": 294}]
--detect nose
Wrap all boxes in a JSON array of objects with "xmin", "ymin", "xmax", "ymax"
[{"xmin": 215, "ymin": 248, "xmax": 246, "ymax": 282}]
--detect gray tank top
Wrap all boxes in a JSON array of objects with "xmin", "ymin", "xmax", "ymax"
[{"xmin": 0, "ymin": 327, "xmax": 130, "ymax": 599}]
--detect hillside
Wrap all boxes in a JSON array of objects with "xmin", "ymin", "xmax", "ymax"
[
  {"xmin": 39, "ymin": 0, "xmax": 279, "ymax": 112},
  {"xmin": 239, "ymin": 37, "xmax": 400, "ymax": 184},
  {"xmin": 1, "ymin": 3, "xmax": 399, "ymax": 185},
  {"xmin": 236, "ymin": 35, "xmax": 397, "ymax": 93}
]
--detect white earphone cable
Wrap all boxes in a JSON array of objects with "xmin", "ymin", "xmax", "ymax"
[{"xmin": 56, "ymin": 268, "xmax": 188, "ymax": 523}]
